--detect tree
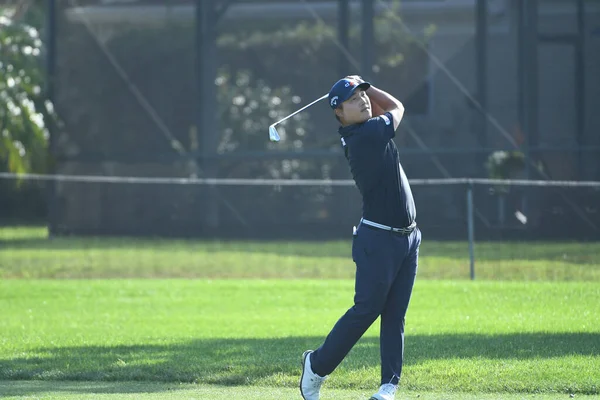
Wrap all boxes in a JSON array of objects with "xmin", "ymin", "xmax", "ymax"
[
  {"xmin": 0, "ymin": 5, "xmax": 56, "ymax": 175},
  {"xmin": 215, "ymin": 67, "xmax": 313, "ymax": 179}
]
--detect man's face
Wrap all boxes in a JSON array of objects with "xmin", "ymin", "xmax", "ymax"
[{"xmin": 336, "ymin": 89, "xmax": 372, "ymax": 126}]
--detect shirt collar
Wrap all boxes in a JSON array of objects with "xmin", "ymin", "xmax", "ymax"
[{"xmin": 338, "ymin": 122, "xmax": 361, "ymax": 137}]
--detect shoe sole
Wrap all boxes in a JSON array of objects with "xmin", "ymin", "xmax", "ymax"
[{"xmin": 299, "ymin": 350, "xmax": 312, "ymax": 400}]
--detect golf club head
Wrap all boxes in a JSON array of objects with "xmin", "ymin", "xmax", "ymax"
[{"xmin": 269, "ymin": 125, "xmax": 281, "ymax": 142}]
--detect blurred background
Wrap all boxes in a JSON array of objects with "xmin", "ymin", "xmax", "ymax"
[{"xmin": 1, "ymin": 0, "xmax": 599, "ymax": 241}]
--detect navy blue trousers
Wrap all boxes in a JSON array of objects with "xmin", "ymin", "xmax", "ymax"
[{"xmin": 310, "ymin": 223, "xmax": 421, "ymax": 385}]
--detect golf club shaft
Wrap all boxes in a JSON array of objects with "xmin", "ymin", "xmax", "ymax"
[{"xmin": 273, "ymin": 94, "xmax": 328, "ymax": 126}]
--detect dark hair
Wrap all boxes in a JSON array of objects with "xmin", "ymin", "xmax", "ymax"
[{"xmin": 334, "ymin": 104, "xmax": 343, "ymax": 123}]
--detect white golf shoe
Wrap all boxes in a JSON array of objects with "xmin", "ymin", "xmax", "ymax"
[
  {"xmin": 299, "ymin": 350, "xmax": 327, "ymax": 400},
  {"xmin": 369, "ymin": 383, "xmax": 397, "ymax": 400}
]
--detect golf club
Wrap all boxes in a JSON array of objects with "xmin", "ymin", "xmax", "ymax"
[{"xmin": 269, "ymin": 93, "xmax": 328, "ymax": 142}]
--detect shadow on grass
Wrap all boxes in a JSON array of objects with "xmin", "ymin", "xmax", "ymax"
[
  {"xmin": 1, "ymin": 332, "xmax": 598, "ymax": 396},
  {"xmin": 0, "ymin": 237, "xmax": 349, "ymax": 258},
  {"xmin": 0, "ymin": 380, "xmax": 188, "ymax": 396}
]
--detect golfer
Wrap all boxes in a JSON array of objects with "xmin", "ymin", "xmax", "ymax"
[{"xmin": 300, "ymin": 76, "xmax": 421, "ymax": 400}]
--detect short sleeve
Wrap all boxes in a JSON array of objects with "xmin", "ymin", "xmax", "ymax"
[{"xmin": 359, "ymin": 112, "xmax": 395, "ymax": 145}]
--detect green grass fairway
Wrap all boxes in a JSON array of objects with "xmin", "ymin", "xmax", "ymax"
[
  {"xmin": 1, "ymin": 280, "xmax": 599, "ymax": 397},
  {"xmin": 1, "ymin": 226, "xmax": 599, "ymax": 280},
  {"xmin": 1, "ymin": 381, "xmax": 597, "ymax": 400},
  {"xmin": 2, "ymin": 226, "xmax": 599, "ymax": 398}
]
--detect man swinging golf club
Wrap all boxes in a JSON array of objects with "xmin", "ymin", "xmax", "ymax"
[{"xmin": 299, "ymin": 76, "xmax": 421, "ymax": 400}]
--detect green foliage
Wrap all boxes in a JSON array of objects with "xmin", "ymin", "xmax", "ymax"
[
  {"xmin": 217, "ymin": 69, "xmax": 308, "ymax": 152},
  {"xmin": 98, "ymin": 25, "xmax": 312, "ymax": 174},
  {"xmin": 0, "ymin": 8, "xmax": 55, "ymax": 174},
  {"xmin": 485, "ymin": 150, "xmax": 544, "ymax": 194},
  {"xmin": 375, "ymin": 3, "xmax": 436, "ymax": 69},
  {"xmin": 218, "ymin": 3, "xmax": 432, "ymax": 73},
  {"xmin": 485, "ymin": 150, "xmax": 526, "ymax": 180},
  {"xmin": 215, "ymin": 68, "xmax": 314, "ymax": 178}
]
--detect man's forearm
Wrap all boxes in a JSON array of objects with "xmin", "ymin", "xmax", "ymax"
[
  {"xmin": 366, "ymin": 86, "xmax": 403, "ymax": 113},
  {"xmin": 344, "ymin": 75, "xmax": 404, "ymax": 128},
  {"xmin": 345, "ymin": 75, "xmax": 403, "ymax": 111},
  {"xmin": 367, "ymin": 86, "xmax": 404, "ymax": 130}
]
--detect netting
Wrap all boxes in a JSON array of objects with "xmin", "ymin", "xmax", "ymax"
[
  {"xmin": 1, "ymin": 173, "xmax": 599, "ymax": 241},
  {"xmin": 2, "ymin": 0, "xmax": 599, "ymax": 243}
]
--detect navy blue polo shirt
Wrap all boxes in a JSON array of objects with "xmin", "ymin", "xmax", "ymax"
[{"xmin": 339, "ymin": 112, "xmax": 416, "ymax": 228}]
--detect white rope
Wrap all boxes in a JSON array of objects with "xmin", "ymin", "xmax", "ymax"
[{"xmin": 2, "ymin": 172, "xmax": 599, "ymax": 188}]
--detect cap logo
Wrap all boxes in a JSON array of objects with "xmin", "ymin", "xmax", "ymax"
[{"xmin": 330, "ymin": 96, "xmax": 339, "ymax": 107}]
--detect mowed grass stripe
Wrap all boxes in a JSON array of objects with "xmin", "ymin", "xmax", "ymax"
[
  {"xmin": 1, "ymin": 280, "xmax": 598, "ymax": 394},
  {"xmin": 1, "ymin": 227, "xmax": 600, "ymax": 280},
  {"xmin": 3, "ymin": 249, "xmax": 598, "ymax": 280}
]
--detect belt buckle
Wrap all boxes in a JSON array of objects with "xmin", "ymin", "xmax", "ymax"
[{"xmin": 393, "ymin": 226, "xmax": 410, "ymax": 235}]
